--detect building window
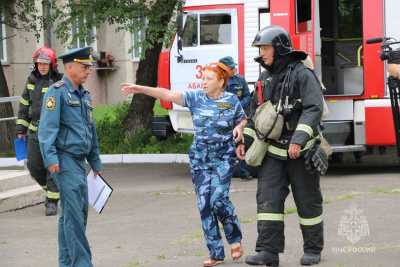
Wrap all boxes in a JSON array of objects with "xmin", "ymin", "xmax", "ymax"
[
  {"xmin": 0, "ymin": 18, "xmax": 7, "ymax": 62},
  {"xmin": 131, "ymin": 28, "xmax": 145, "ymax": 61},
  {"xmin": 70, "ymin": 17, "xmax": 97, "ymax": 49}
]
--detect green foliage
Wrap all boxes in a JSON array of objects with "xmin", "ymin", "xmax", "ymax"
[
  {"xmin": 93, "ymin": 101, "xmax": 167, "ymax": 122},
  {"xmin": 1, "ymin": 0, "xmax": 184, "ymax": 51},
  {"xmin": 94, "ymin": 103, "xmax": 192, "ymax": 154},
  {"xmin": 0, "ymin": 150, "xmax": 14, "ymax": 157},
  {"xmin": 153, "ymin": 100, "xmax": 169, "ymax": 116},
  {"xmin": 0, "ymin": 0, "xmax": 42, "ymax": 40}
]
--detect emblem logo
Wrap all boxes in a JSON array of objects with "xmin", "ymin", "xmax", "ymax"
[
  {"xmin": 338, "ymin": 205, "xmax": 370, "ymax": 244},
  {"xmin": 45, "ymin": 96, "xmax": 56, "ymax": 110}
]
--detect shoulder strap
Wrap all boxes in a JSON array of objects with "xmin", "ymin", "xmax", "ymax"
[{"xmin": 257, "ymin": 80, "xmax": 264, "ymax": 105}]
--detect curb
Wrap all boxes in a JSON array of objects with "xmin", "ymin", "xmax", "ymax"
[{"xmin": 0, "ymin": 154, "xmax": 190, "ymax": 167}]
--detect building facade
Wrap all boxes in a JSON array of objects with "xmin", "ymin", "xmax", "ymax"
[{"xmin": 1, "ymin": 2, "xmax": 142, "ymax": 106}]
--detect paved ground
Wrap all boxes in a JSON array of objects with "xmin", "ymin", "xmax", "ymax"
[{"xmin": 1, "ymin": 163, "xmax": 400, "ymax": 267}]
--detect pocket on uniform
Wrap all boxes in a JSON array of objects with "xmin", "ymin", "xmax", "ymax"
[{"xmin": 85, "ymin": 101, "xmax": 94, "ymax": 124}]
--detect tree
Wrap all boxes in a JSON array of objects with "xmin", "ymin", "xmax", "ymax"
[
  {"xmin": 55, "ymin": 0, "xmax": 184, "ymax": 135},
  {"xmin": 0, "ymin": 0, "xmax": 183, "ymax": 140}
]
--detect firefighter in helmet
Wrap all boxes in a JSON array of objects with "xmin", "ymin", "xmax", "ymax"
[
  {"xmin": 237, "ymin": 25, "xmax": 325, "ymax": 266},
  {"xmin": 16, "ymin": 47, "xmax": 63, "ymax": 216}
]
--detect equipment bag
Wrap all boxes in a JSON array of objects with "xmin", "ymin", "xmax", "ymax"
[
  {"xmin": 253, "ymin": 100, "xmax": 284, "ymax": 141},
  {"xmin": 243, "ymin": 127, "xmax": 269, "ymax": 167}
]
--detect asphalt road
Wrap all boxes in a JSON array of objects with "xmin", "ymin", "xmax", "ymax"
[{"xmin": 1, "ymin": 163, "xmax": 400, "ymax": 267}]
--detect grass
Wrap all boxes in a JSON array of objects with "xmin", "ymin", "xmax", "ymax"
[
  {"xmin": 93, "ymin": 100, "xmax": 168, "ymax": 122},
  {"xmin": 0, "ymin": 151, "xmax": 15, "ymax": 157},
  {"xmin": 93, "ymin": 102, "xmax": 193, "ymax": 154},
  {"xmin": 170, "ymin": 231, "xmax": 203, "ymax": 246},
  {"xmin": 370, "ymin": 187, "xmax": 400, "ymax": 194},
  {"xmin": 284, "ymin": 207, "xmax": 297, "ymax": 215}
]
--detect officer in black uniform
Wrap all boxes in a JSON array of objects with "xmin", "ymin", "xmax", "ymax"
[
  {"xmin": 237, "ymin": 26, "xmax": 324, "ymax": 266},
  {"xmin": 16, "ymin": 47, "xmax": 63, "ymax": 216}
]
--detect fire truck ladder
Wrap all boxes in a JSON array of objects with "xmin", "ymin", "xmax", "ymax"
[{"xmin": 388, "ymin": 77, "xmax": 400, "ymax": 157}]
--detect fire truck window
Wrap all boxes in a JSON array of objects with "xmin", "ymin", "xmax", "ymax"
[
  {"xmin": 200, "ymin": 14, "xmax": 231, "ymax": 45},
  {"xmin": 296, "ymin": 0, "xmax": 312, "ymax": 33},
  {"xmin": 338, "ymin": 0, "xmax": 362, "ymax": 38},
  {"xmin": 182, "ymin": 14, "xmax": 198, "ymax": 47}
]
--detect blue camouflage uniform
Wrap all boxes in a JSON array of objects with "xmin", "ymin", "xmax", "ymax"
[
  {"xmin": 183, "ymin": 90, "xmax": 245, "ymax": 260},
  {"xmin": 38, "ymin": 47, "xmax": 101, "ymax": 267}
]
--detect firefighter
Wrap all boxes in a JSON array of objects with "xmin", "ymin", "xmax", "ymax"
[
  {"xmin": 237, "ymin": 25, "xmax": 324, "ymax": 266},
  {"xmin": 38, "ymin": 47, "xmax": 102, "ymax": 267},
  {"xmin": 219, "ymin": 56, "xmax": 253, "ymax": 180},
  {"xmin": 16, "ymin": 47, "xmax": 62, "ymax": 216},
  {"xmin": 121, "ymin": 62, "xmax": 247, "ymax": 267}
]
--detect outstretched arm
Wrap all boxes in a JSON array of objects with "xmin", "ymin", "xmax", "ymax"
[{"xmin": 121, "ymin": 83, "xmax": 183, "ymax": 106}]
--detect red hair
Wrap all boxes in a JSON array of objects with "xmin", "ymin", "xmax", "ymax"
[{"xmin": 204, "ymin": 62, "xmax": 234, "ymax": 88}]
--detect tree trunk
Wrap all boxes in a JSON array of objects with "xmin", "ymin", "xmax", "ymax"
[
  {"xmin": 123, "ymin": 0, "xmax": 179, "ymax": 136},
  {"xmin": 0, "ymin": 61, "xmax": 16, "ymax": 153},
  {"xmin": 123, "ymin": 43, "xmax": 161, "ymax": 135}
]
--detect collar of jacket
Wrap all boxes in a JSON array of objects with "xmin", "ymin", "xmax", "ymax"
[{"xmin": 62, "ymin": 75, "xmax": 88, "ymax": 95}]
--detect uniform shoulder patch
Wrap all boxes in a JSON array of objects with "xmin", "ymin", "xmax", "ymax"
[
  {"xmin": 45, "ymin": 96, "xmax": 57, "ymax": 110},
  {"xmin": 53, "ymin": 80, "xmax": 65, "ymax": 88}
]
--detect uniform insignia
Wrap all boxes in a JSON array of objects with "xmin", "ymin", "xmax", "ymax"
[
  {"xmin": 217, "ymin": 102, "xmax": 233, "ymax": 110},
  {"xmin": 237, "ymin": 89, "xmax": 243, "ymax": 97},
  {"xmin": 45, "ymin": 96, "xmax": 56, "ymax": 110},
  {"xmin": 53, "ymin": 80, "xmax": 65, "ymax": 88}
]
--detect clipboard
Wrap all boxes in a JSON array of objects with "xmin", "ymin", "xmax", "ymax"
[
  {"xmin": 86, "ymin": 170, "xmax": 113, "ymax": 213},
  {"xmin": 14, "ymin": 138, "xmax": 27, "ymax": 161}
]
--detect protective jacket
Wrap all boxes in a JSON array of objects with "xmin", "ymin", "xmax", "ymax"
[
  {"xmin": 249, "ymin": 55, "xmax": 323, "ymax": 160},
  {"xmin": 16, "ymin": 71, "xmax": 62, "ymax": 134}
]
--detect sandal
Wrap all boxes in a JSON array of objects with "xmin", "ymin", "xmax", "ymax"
[
  {"xmin": 231, "ymin": 243, "xmax": 243, "ymax": 261},
  {"xmin": 203, "ymin": 258, "xmax": 224, "ymax": 267}
]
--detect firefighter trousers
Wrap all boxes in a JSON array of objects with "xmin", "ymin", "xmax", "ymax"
[
  {"xmin": 255, "ymin": 156, "xmax": 324, "ymax": 255},
  {"xmin": 53, "ymin": 153, "xmax": 92, "ymax": 267},
  {"xmin": 27, "ymin": 133, "xmax": 59, "ymax": 202}
]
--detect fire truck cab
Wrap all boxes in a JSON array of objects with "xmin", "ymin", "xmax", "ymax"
[
  {"xmin": 158, "ymin": 0, "xmax": 400, "ymax": 159},
  {"xmin": 158, "ymin": 0, "xmax": 269, "ymax": 131}
]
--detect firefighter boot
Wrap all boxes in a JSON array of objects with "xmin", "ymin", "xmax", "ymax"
[
  {"xmin": 45, "ymin": 200, "xmax": 58, "ymax": 216},
  {"xmin": 245, "ymin": 251, "xmax": 279, "ymax": 266},
  {"xmin": 300, "ymin": 253, "xmax": 321, "ymax": 266}
]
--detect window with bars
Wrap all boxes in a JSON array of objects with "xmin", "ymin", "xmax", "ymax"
[
  {"xmin": 131, "ymin": 28, "xmax": 145, "ymax": 61},
  {"xmin": 0, "ymin": 19, "xmax": 6, "ymax": 62},
  {"xmin": 70, "ymin": 17, "xmax": 97, "ymax": 49}
]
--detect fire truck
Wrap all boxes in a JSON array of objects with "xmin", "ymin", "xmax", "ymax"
[{"xmin": 158, "ymin": 0, "xmax": 400, "ymax": 160}]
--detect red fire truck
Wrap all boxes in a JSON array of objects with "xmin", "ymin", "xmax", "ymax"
[{"xmin": 158, "ymin": 0, "xmax": 400, "ymax": 161}]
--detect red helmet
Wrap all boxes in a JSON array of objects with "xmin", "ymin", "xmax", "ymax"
[{"xmin": 32, "ymin": 47, "xmax": 57, "ymax": 67}]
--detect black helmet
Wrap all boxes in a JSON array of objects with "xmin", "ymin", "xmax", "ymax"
[{"xmin": 253, "ymin": 25, "xmax": 307, "ymax": 59}]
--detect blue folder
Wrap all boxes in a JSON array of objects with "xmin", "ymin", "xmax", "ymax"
[{"xmin": 14, "ymin": 138, "xmax": 27, "ymax": 161}]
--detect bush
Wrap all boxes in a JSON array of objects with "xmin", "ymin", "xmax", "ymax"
[{"xmin": 94, "ymin": 103, "xmax": 193, "ymax": 154}]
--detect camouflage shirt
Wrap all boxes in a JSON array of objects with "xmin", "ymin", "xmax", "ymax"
[{"xmin": 183, "ymin": 90, "xmax": 245, "ymax": 145}]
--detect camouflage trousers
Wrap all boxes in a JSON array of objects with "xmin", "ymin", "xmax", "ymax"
[{"xmin": 190, "ymin": 157, "xmax": 242, "ymax": 260}]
